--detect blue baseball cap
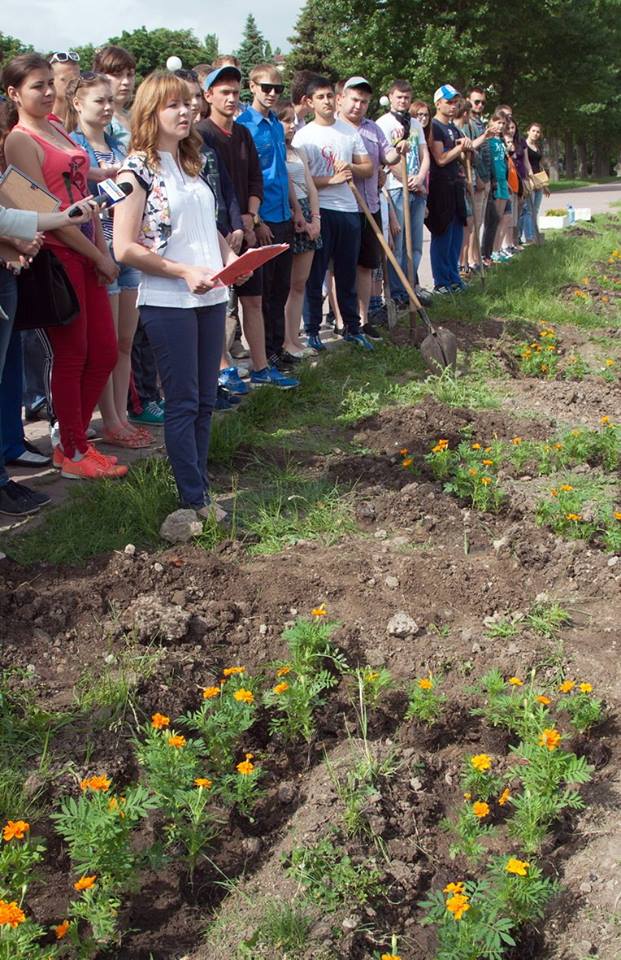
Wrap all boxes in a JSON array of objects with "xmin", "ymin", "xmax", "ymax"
[
  {"xmin": 204, "ymin": 65, "xmax": 242, "ymax": 90},
  {"xmin": 433, "ymin": 84, "xmax": 460, "ymax": 104}
]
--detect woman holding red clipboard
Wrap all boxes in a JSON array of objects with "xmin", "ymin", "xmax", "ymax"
[{"xmin": 113, "ymin": 71, "xmax": 251, "ymax": 519}]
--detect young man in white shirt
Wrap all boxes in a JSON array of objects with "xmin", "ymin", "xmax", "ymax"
[
  {"xmin": 377, "ymin": 79, "xmax": 430, "ymax": 305},
  {"xmin": 293, "ymin": 75, "xmax": 374, "ymax": 351}
]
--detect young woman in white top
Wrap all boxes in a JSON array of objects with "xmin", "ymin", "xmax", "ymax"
[
  {"xmin": 113, "ymin": 72, "xmax": 250, "ymax": 517},
  {"xmin": 277, "ymin": 102, "xmax": 321, "ymax": 357}
]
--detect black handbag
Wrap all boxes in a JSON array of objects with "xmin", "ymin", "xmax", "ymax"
[{"xmin": 14, "ymin": 248, "xmax": 80, "ymax": 331}]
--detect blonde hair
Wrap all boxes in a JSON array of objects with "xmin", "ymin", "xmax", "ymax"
[
  {"xmin": 249, "ymin": 63, "xmax": 281, "ymax": 83},
  {"xmin": 129, "ymin": 71, "xmax": 203, "ymax": 176},
  {"xmin": 64, "ymin": 73, "xmax": 111, "ymax": 133}
]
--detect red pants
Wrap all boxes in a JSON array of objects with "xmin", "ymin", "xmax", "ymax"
[{"xmin": 47, "ymin": 246, "xmax": 117, "ymax": 458}]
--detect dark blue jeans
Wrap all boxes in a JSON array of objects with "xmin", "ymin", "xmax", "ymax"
[
  {"xmin": 430, "ymin": 215, "xmax": 464, "ymax": 289},
  {"xmin": 0, "ymin": 271, "xmax": 18, "ymax": 489},
  {"xmin": 139, "ymin": 301, "xmax": 226, "ymax": 508},
  {"xmin": 303, "ymin": 208, "xmax": 362, "ymax": 336}
]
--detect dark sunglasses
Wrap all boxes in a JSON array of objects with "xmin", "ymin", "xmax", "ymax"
[
  {"xmin": 73, "ymin": 71, "xmax": 98, "ymax": 91},
  {"xmin": 258, "ymin": 83, "xmax": 284, "ymax": 94},
  {"xmin": 472, "ymin": 98, "xmax": 485, "ymax": 105},
  {"xmin": 50, "ymin": 51, "xmax": 80, "ymax": 64}
]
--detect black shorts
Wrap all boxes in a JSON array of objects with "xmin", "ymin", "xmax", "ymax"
[
  {"xmin": 235, "ymin": 263, "xmax": 263, "ymax": 298},
  {"xmin": 358, "ymin": 209, "xmax": 383, "ymax": 269}
]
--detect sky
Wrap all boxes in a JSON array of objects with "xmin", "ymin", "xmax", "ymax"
[{"xmin": 4, "ymin": 0, "xmax": 302, "ymax": 56}]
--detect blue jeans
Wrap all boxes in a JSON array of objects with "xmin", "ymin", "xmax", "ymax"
[
  {"xmin": 387, "ymin": 189, "xmax": 426, "ymax": 299},
  {"xmin": 520, "ymin": 189, "xmax": 543, "ymax": 242},
  {"xmin": 0, "ymin": 271, "xmax": 18, "ymax": 488},
  {"xmin": 303, "ymin": 209, "xmax": 361, "ymax": 336},
  {"xmin": 139, "ymin": 301, "xmax": 226, "ymax": 508},
  {"xmin": 430, "ymin": 215, "xmax": 464, "ymax": 289}
]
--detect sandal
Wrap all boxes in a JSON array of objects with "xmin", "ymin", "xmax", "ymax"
[
  {"xmin": 101, "ymin": 429, "xmax": 153, "ymax": 449},
  {"xmin": 127, "ymin": 425, "xmax": 155, "ymax": 443}
]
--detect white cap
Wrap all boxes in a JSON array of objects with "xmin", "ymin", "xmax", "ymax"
[
  {"xmin": 343, "ymin": 76, "xmax": 372, "ymax": 93},
  {"xmin": 433, "ymin": 83, "xmax": 459, "ymax": 104}
]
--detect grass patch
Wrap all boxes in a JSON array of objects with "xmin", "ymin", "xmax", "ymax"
[{"xmin": 548, "ymin": 176, "xmax": 618, "ymax": 192}]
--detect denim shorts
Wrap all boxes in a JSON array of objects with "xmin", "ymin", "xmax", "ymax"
[{"xmin": 107, "ymin": 244, "xmax": 140, "ymax": 295}]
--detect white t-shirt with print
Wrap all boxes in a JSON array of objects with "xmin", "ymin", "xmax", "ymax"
[
  {"xmin": 376, "ymin": 113, "xmax": 426, "ymax": 191},
  {"xmin": 292, "ymin": 118, "xmax": 367, "ymax": 213}
]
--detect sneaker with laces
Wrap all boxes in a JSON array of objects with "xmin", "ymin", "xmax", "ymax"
[
  {"xmin": 6, "ymin": 480, "xmax": 51, "ymax": 507},
  {"xmin": 433, "ymin": 285, "xmax": 453, "ymax": 295},
  {"xmin": 218, "ymin": 366, "xmax": 249, "ymax": 396},
  {"xmin": 490, "ymin": 252, "xmax": 503, "ymax": 263},
  {"xmin": 361, "ymin": 322, "xmax": 382, "ymax": 340},
  {"xmin": 129, "ymin": 401, "xmax": 165, "ymax": 425},
  {"xmin": 86, "ymin": 444, "xmax": 119, "ymax": 466},
  {"xmin": 0, "ymin": 481, "xmax": 40, "ymax": 516},
  {"xmin": 499, "ymin": 249, "xmax": 513, "ymax": 261},
  {"xmin": 250, "ymin": 366, "xmax": 299, "ymax": 389},
  {"xmin": 344, "ymin": 332, "xmax": 374, "ymax": 350},
  {"xmin": 61, "ymin": 452, "xmax": 127, "ymax": 480},
  {"xmin": 307, "ymin": 334, "xmax": 326, "ymax": 352}
]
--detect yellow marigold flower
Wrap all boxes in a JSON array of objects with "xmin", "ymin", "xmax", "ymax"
[
  {"xmin": 539, "ymin": 727, "xmax": 562, "ymax": 751},
  {"xmin": 443, "ymin": 881, "xmax": 465, "ymax": 894},
  {"xmin": 550, "ymin": 488, "xmax": 559, "ymax": 497},
  {"xmin": 482, "ymin": 458, "xmax": 494, "ymax": 466},
  {"xmin": 431, "ymin": 442, "xmax": 447, "ymax": 454},
  {"xmin": 446, "ymin": 892, "xmax": 470, "ymax": 920},
  {"xmin": 194, "ymin": 777, "xmax": 213, "ymax": 789},
  {"xmin": 511, "ymin": 436, "xmax": 522, "ymax": 445},
  {"xmin": 565, "ymin": 513, "xmax": 582, "ymax": 522},
  {"xmin": 614, "ymin": 512, "xmax": 621, "ymax": 521},
  {"xmin": 463, "ymin": 792, "xmax": 472, "ymax": 800},
  {"xmin": 2, "ymin": 819, "xmax": 30, "ymax": 842},
  {"xmin": 203, "ymin": 686, "xmax": 221, "ymax": 699},
  {"xmin": 480, "ymin": 476, "xmax": 492, "ymax": 486},
  {"xmin": 222, "ymin": 666, "xmax": 245, "ymax": 677},
  {"xmin": 417, "ymin": 677, "xmax": 433, "ymax": 690},
  {"xmin": 559, "ymin": 679, "xmax": 575, "ymax": 693},
  {"xmin": 560, "ymin": 484, "xmax": 574, "ymax": 492},
  {"xmin": 471, "ymin": 442, "xmax": 481, "ymax": 450},
  {"xmin": 74, "ymin": 875, "xmax": 97, "ymax": 891},
  {"xmin": 151, "ymin": 712, "xmax": 170, "ymax": 729},
  {"xmin": 80, "ymin": 775, "xmax": 111, "ymax": 793},
  {"xmin": 365, "ymin": 671, "xmax": 379, "ymax": 682},
  {"xmin": 399, "ymin": 448, "xmax": 409, "ymax": 456},
  {"xmin": 472, "ymin": 801, "xmax": 490, "ymax": 818},
  {"xmin": 498, "ymin": 788, "xmax": 511, "ymax": 806},
  {"xmin": 468, "ymin": 467, "xmax": 478, "ymax": 476},
  {"xmin": 54, "ymin": 920, "xmax": 70, "ymax": 940},
  {"xmin": 402, "ymin": 457, "xmax": 413, "ymax": 468},
  {"xmin": 506, "ymin": 858, "xmax": 529, "ymax": 877},
  {"xmin": 167, "ymin": 734, "xmax": 187, "ymax": 749},
  {"xmin": 484, "ymin": 446, "xmax": 492, "ymax": 452},
  {"xmin": 234, "ymin": 688, "xmax": 254, "ymax": 704},
  {"xmin": 236, "ymin": 760, "xmax": 255, "ymax": 776},
  {"xmin": 381, "ymin": 955, "xmax": 402, "ymax": 960},
  {"xmin": 553, "ymin": 442, "xmax": 563, "ymax": 449},
  {"xmin": 471, "ymin": 753, "xmax": 492, "ymax": 772},
  {"xmin": 600, "ymin": 416, "xmax": 610, "ymax": 425},
  {"xmin": 605, "ymin": 358, "xmax": 615, "ymax": 366},
  {"xmin": 0, "ymin": 900, "xmax": 26, "ymax": 928},
  {"xmin": 244, "ymin": 752, "xmax": 254, "ymax": 759},
  {"xmin": 273, "ymin": 682, "xmax": 289, "ymax": 694},
  {"xmin": 508, "ymin": 677, "xmax": 523, "ymax": 686},
  {"xmin": 579, "ymin": 682, "xmax": 593, "ymax": 694},
  {"xmin": 276, "ymin": 665, "xmax": 291, "ymax": 677},
  {"xmin": 311, "ymin": 604, "xmax": 327, "ymax": 617},
  {"xmin": 541, "ymin": 364, "xmax": 548, "ymax": 372},
  {"xmin": 536, "ymin": 695, "xmax": 551, "ymax": 705}
]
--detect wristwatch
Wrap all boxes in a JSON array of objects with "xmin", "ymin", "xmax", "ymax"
[{"xmin": 252, "ymin": 214, "xmax": 263, "ymax": 228}]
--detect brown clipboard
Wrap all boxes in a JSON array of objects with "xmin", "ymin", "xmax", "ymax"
[{"xmin": 0, "ymin": 165, "xmax": 60, "ymax": 262}]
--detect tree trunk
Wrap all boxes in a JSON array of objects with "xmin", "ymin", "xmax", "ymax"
[
  {"xmin": 576, "ymin": 141, "xmax": 588, "ymax": 179},
  {"xmin": 547, "ymin": 136, "xmax": 561, "ymax": 181},
  {"xmin": 592, "ymin": 142, "xmax": 611, "ymax": 178},
  {"xmin": 564, "ymin": 132, "xmax": 575, "ymax": 178}
]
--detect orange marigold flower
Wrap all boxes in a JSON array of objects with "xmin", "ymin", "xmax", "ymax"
[
  {"xmin": 2, "ymin": 819, "xmax": 30, "ymax": 842},
  {"xmin": 234, "ymin": 688, "xmax": 254, "ymax": 704},
  {"xmin": 565, "ymin": 513, "xmax": 582, "ymax": 522},
  {"xmin": 536, "ymin": 695, "xmax": 551, "ymax": 705},
  {"xmin": 511, "ymin": 436, "xmax": 522, "ymax": 445},
  {"xmin": 194, "ymin": 777, "xmax": 213, "ymax": 789},
  {"xmin": 80, "ymin": 775, "xmax": 111, "ymax": 793},
  {"xmin": 381, "ymin": 955, "xmax": 402, "ymax": 960},
  {"xmin": 167, "ymin": 734, "xmax": 187, "ymax": 749},
  {"xmin": 471, "ymin": 753, "xmax": 492, "ymax": 772},
  {"xmin": 431, "ymin": 443, "xmax": 447, "ymax": 454},
  {"xmin": 222, "ymin": 666, "xmax": 245, "ymax": 677},
  {"xmin": 605, "ymin": 358, "xmax": 615, "ymax": 366},
  {"xmin": 443, "ymin": 881, "xmax": 465, "ymax": 894},
  {"xmin": 311, "ymin": 604, "xmax": 327, "ymax": 617},
  {"xmin": 614, "ymin": 512, "xmax": 621, "ymax": 521},
  {"xmin": 399, "ymin": 448, "xmax": 409, "ymax": 456},
  {"xmin": 600, "ymin": 416, "xmax": 610, "ymax": 425},
  {"xmin": 506, "ymin": 858, "xmax": 529, "ymax": 877},
  {"xmin": 498, "ymin": 788, "xmax": 511, "ymax": 806},
  {"xmin": 107, "ymin": 796, "xmax": 126, "ymax": 818},
  {"xmin": 236, "ymin": 760, "xmax": 255, "ymax": 776},
  {"xmin": 151, "ymin": 712, "xmax": 170, "ymax": 729},
  {"xmin": 579, "ymin": 682, "xmax": 593, "ymax": 694},
  {"xmin": 550, "ymin": 488, "xmax": 559, "ymax": 497},
  {"xmin": 468, "ymin": 467, "xmax": 478, "ymax": 476},
  {"xmin": 472, "ymin": 801, "xmax": 490, "ymax": 818},
  {"xmin": 471, "ymin": 443, "xmax": 481, "ymax": 450},
  {"xmin": 559, "ymin": 679, "xmax": 575, "ymax": 693},
  {"xmin": 417, "ymin": 677, "xmax": 433, "ymax": 690},
  {"xmin": 203, "ymin": 686, "xmax": 221, "ymax": 699},
  {"xmin": 273, "ymin": 682, "xmax": 289, "ymax": 694},
  {"xmin": 508, "ymin": 677, "xmax": 523, "ymax": 686},
  {"xmin": 402, "ymin": 457, "xmax": 413, "ymax": 468},
  {"xmin": 553, "ymin": 442, "xmax": 563, "ymax": 450},
  {"xmin": 482, "ymin": 458, "xmax": 494, "ymax": 466},
  {"xmin": 539, "ymin": 727, "xmax": 562, "ymax": 751},
  {"xmin": 244, "ymin": 752, "xmax": 254, "ymax": 759},
  {"xmin": 73, "ymin": 875, "xmax": 96, "ymax": 892},
  {"xmin": 276, "ymin": 665, "xmax": 291, "ymax": 677},
  {"xmin": 0, "ymin": 900, "xmax": 26, "ymax": 928},
  {"xmin": 446, "ymin": 892, "xmax": 470, "ymax": 920},
  {"xmin": 54, "ymin": 920, "xmax": 70, "ymax": 940},
  {"xmin": 480, "ymin": 476, "xmax": 492, "ymax": 486},
  {"xmin": 560, "ymin": 484, "xmax": 574, "ymax": 492}
]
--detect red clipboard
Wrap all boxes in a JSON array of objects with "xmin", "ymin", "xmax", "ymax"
[{"xmin": 211, "ymin": 243, "xmax": 290, "ymax": 285}]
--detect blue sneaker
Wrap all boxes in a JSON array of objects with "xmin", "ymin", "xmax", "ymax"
[
  {"xmin": 344, "ymin": 332, "xmax": 374, "ymax": 351},
  {"xmin": 215, "ymin": 387, "xmax": 236, "ymax": 411},
  {"xmin": 218, "ymin": 366, "xmax": 249, "ymax": 396},
  {"xmin": 307, "ymin": 334, "xmax": 326, "ymax": 352},
  {"xmin": 250, "ymin": 366, "xmax": 299, "ymax": 390}
]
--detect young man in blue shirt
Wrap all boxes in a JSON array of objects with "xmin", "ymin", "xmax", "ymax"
[{"xmin": 237, "ymin": 64, "xmax": 296, "ymax": 370}]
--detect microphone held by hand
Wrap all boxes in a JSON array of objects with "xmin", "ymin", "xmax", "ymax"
[{"xmin": 67, "ymin": 182, "xmax": 133, "ymax": 218}]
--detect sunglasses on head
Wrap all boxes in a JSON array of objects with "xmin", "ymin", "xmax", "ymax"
[
  {"xmin": 258, "ymin": 83, "xmax": 284, "ymax": 94},
  {"xmin": 50, "ymin": 51, "xmax": 80, "ymax": 64}
]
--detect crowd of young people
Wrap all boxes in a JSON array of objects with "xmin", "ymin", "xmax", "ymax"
[{"xmin": 0, "ymin": 44, "xmax": 550, "ymax": 519}]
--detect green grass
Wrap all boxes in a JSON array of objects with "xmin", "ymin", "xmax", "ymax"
[{"xmin": 548, "ymin": 176, "xmax": 618, "ymax": 192}]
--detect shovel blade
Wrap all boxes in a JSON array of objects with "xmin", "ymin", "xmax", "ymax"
[{"xmin": 420, "ymin": 327, "xmax": 458, "ymax": 374}]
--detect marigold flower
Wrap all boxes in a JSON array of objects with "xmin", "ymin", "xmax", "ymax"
[
  {"xmin": 550, "ymin": 488, "xmax": 559, "ymax": 497},
  {"xmin": 402, "ymin": 457, "xmax": 413, "ymax": 468},
  {"xmin": 559, "ymin": 679, "xmax": 575, "ymax": 693},
  {"xmin": 381, "ymin": 954, "xmax": 402, "ymax": 960},
  {"xmin": 511, "ymin": 436, "xmax": 522, "ymax": 445},
  {"xmin": 565, "ymin": 513, "xmax": 582, "ymax": 522},
  {"xmin": 443, "ymin": 881, "xmax": 465, "ymax": 894},
  {"xmin": 73, "ymin": 875, "xmax": 97, "ymax": 891},
  {"xmin": 446, "ymin": 892, "xmax": 470, "ymax": 920},
  {"xmin": 234, "ymin": 688, "xmax": 254, "ymax": 704},
  {"xmin": 470, "ymin": 753, "xmax": 492, "ymax": 772},
  {"xmin": 508, "ymin": 677, "xmax": 523, "ymax": 686},
  {"xmin": 536, "ymin": 695, "xmax": 551, "ymax": 705},
  {"xmin": 417, "ymin": 677, "xmax": 433, "ymax": 690},
  {"xmin": 506, "ymin": 858, "xmax": 529, "ymax": 877},
  {"xmin": 222, "ymin": 666, "xmax": 245, "ymax": 677},
  {"xmin": 0, "ymin": 900, "xmax": 26, "ymax": 927},
  {"xmin": 194, "ymin": 777, "xmax": 213, "ymax": 789},
  {"xmin": 107, "ymin": 796, "xmax": 126, "ymax": 818},
  {"xmin": 472, "ymin": 801, "xmax": 490, "ymax": 818},
  {"xmin": 80, "ymin": 775, "xmax": 111, "ymax": 793},
  {"xmin": 482, "ymin": 458, "xmax": 494, "ymax": 466},
  {"xmin": 468, "ymin": 467, "xmax": 478, "ymax": 476},
  {"xmin": 311, "ymin": 604, "xmax": 327, "ymax": 617},
  {"xmin": 539, "ymin": 727, "xmax": 561, "ymax": 751},
  {"xmin": 480, "ymin": 476, "xmax": 492, "ymax": 486},
  {"xmin": 498, "ymin": 788, "xmax": 511, "ymax": 806},
  {"xmin": 236, "ymin": 760, "xmax": 255, "ymax": 776},
  {"xmin": 2, "ymin": 819, "xmax": 30, "ymax": 842},
  {"xmin": 276, "ymin": 665, "xmax": 291, "ymax": 677},
  {"xmin": 365, "ymin": 671, "xmax": 379, "ymax": 682},
  {"xmin": 463, "ymin": 792, "xmax": 472, "ymax": 800},
  {"xmin": 399, "ymin": 448, "xmax": 409, "ymax": 456},
  {"xmin": 600, "ymin": 416, "xmax": 610, "ymax": 425},
  {"xmin": 431, "ymin": 442, "xmax": 447, "ymax": 454},
  {"xmin": 614, "ymin": 512, "xmax": 621, "ymax": 521},
  {"xmin": 273, "ymin": 682, "xmax": 289, "ymax": 694},
  {"xmin": 560, "ymin": 484, "xmax": 574, "ymax": 492},
  {"xmin": 553, "ymin": 442, "xmax": 563, "ymax": 449},
  {"xmin": 167, "ymin": 734, "xmax": 187, "ymax": 749},
  {"xmin": 54, "ymin": 919, "xmax": 70, "ymax": 939},
  {"xmin": 151, "ymin": 712, "xmax": 170, "ymax": 729},
  {"xmin": 579, "ymin": 682, "xmax": 593, "ymax": 694},
  {"xmin": 471, "ymin": 443, "xmax": 481, "ymax": 450},
  {"xmin": 203, "ymin": 686, "xmax": 221, "ymax": 699},
  {"xmin": 605, "ymin": 358, "xmax": 615, "ymax": 366},
  {"xmin": 244, "ymin": 752, "xmax": 254, "ymax": 759}
]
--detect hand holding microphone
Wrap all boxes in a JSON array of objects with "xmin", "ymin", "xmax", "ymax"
[{"xmin": 67, "ymin": 182, "xmax": 133, "ymax": 219}]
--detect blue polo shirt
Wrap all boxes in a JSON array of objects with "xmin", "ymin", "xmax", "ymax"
[{"xmin": 236, "ymin": 106, "xmax": 290, "ymax": 223}]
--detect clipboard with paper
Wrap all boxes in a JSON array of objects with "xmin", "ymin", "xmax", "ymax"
[{"xmin": 0, "ymin": 165, "xmax": 60, "ymax": 261}]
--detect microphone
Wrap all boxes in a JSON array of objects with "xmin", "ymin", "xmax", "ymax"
[{"xmin": 68, "ymin": 182, "xmax": 133, "ymax": 218}]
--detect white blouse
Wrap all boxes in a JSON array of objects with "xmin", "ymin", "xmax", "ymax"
[{"xmin": 137, "ymin": 152, "xmax": 228, "ymax": 310}]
